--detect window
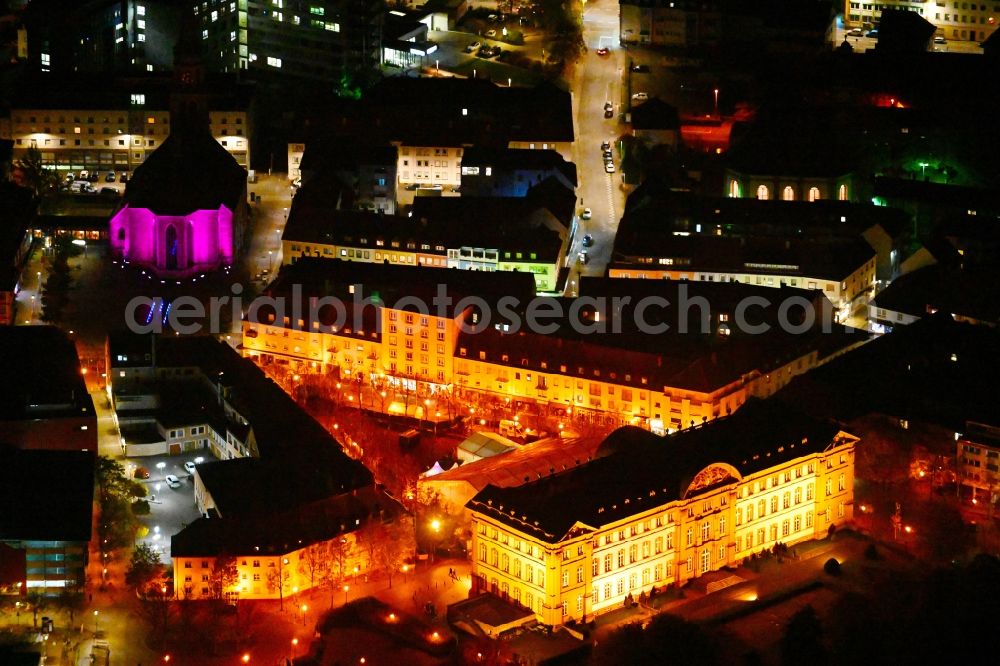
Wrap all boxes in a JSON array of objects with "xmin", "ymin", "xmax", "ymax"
[
  {"xmin": 718, "ymin": 516, "xmax": 726, "ymax": 535},
  {"xmin": 629, "ymin": 545, "xmax": 637, "ymax": 563},
  {"xmin": 592, "ymin": 558, "xmax": 599, "ymax": 576},
  {"xmin": 838, "ymin": 473, "xmax": 846, "ymax": 491},
  {"xmin": 562, "ymin": 570, "xmax": 569, "ymax": 588},
  {"xmin": 782, "ymin": 186, "xmax": 794, "ymax": 201},
  {"xmin": 576, "ymin": 566, "xmax": 584, "ymax": 584},
  {"xmin": 783, "ymin": 492, "xmax": 790, "ymax": 509},
  {"xmin": 806, "ymin": 484, "xmax": 814, "ymax": 501},
  {"xmin": 604, "ymin": 554, "xmax": 612, "ymax": 573},
  {"xmin": 794, "ymin": 487, "xmax": 802, "ymax": 505},
  {"xmin": 808, "ymin": 187, "xmax": 820, "ymax": 202},
  {"xmin": 838, "ymin": 184, "xmax": 848, "ymax": 201},
  {"xmin": 756, "ymin": 184, "xmax": 769, "ymax": 200},
  {"xmin": 130, "ymin": 93, "xmax": 145, "ymax": 106},
  {"xmin": 267, "ymin": 56, "xmax": 282, "ymax": 68},
  {"xmin": 700, "ymin": 549, "xmax": 711, "ymax": 573},
  {"xmin": 782, "ymin": 520, "xmax": 790, "ymax": 537},
  {"xmin": 825, "ymin": 479, "xmax": 833, "ymax": 496},
  {"xmin": 686, "ymin": 527, "xmax": 693, "ymax": 547},
  {"xmin": 701, "ymin": 522, "xmax": 710, "ymax": 541},
  {"xmin": 617, "ymin": 549, "xmax": 625, "ymax": 568}
]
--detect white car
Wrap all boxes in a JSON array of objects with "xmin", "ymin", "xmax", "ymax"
[
  {"xmin": 184, "ymin": 461, "xmax": 197, "ymax": 474},
  {"xmin": 581, "ymin": 207, "xmax": 592, "ymax": 220},
  {"xmin": 605, "ymin": 162, "xmax": 616, "ymax": 174},
  {"xmin": 486, "ymin": 29, "xmax": 497, "ymax": 38},
  {"xmin": 165, "ymin": 474, "xmax": 181, "ymax": 488},
  {"xmin": 631, "ymin": 92, "xmax": 649, "ymax": 101}
]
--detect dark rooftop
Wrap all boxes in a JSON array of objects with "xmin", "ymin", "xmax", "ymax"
[
  {"xmin": 776, "ymin": 314, "xmax": 1000, "ymax": 431},
  {"xmin": 612, "ymin": 230, "xmax": 875, "ymax": 282},
  {"xmin": 0, "ymin": 326, "xmax": 95, "ymax": 423},
  {"xmin": 630, "ymin": 98, "xmax": 680, "ymax": 131},
  {"xmin": 467, "ymin": 400, "xmax": 846, "ymax": 543},
  {"xmin": 0, "ymin": 446, "xmax": 95, "ymax": 542},
  {"xmin": 871, "ymin": 264, "xmax": 1000, "ymax": 325}
]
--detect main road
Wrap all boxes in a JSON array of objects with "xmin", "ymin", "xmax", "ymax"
[{"xmin": 567, "ymin": 0, "xmax": 629, "ymax": 295}]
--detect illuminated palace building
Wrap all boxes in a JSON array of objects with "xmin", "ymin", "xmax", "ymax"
[
  {"xmin": 467, "ymin": 402, "xmax": 857, "ymax": 626},
  {"xmin": 108, "ymin": 27, "xmax": 248, "ymax": 278},
  {"xmin": 242, "ymin": 260, "xmax": 859, "ymax": 433}
]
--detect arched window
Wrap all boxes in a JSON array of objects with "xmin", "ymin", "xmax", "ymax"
[
  {"xmin": 756, "ymin": 184, "xmax": 769, "ymax": 200},
  {"xmin": 808, "ymin": 187, "xmax": 820, "ymax": 202},
  {"xmin": 117, "ymin": 228, "xmax": 126, "ymax": 242},
  {"xmin": 782, "ymin": 186, "xmax": 794, "ymax": 201},
  {"xmin": 728, "ymin": 179, "xmax": 741, "ymax": 198},
  {"xmin": 838, "ymin": 184, "xmax": 848, "ymax": 201}
]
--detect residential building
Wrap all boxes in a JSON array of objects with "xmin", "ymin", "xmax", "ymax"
[
  {"xmin": 0, "ymin": 327, "xmax": 97, "ymax": 451},
  {"xmin": 620, "ymin": 0, "xmax": 836, "ymax": 52},
  {"xmin": 280, "ymin": 193, "xmax": 569, "ymax": 293},
  {"xmin": 845, "ymin": 0, "xmax": 999, "ymax": 43},
  {"xmin": 609, "ymin": 232, "xmax": 877, "ymax": 319},
  {"xmin": 0, "ymin": 73, "xmax": 252, "ymax": 175},
  {"xmin": 623, "ymin": 186, "xmax": 906, "ymax": 283},
  {"xmin": 957, "ymin": 422, "xmax": 1000, "ymax": 500},
  {"xmin": 869, "ymin": 264, "xmax": 999, "ymax": 333},
  {"xmin": 198, "ymin": 0, "xmax": 384, "ymax": 85},
  {"xmin": 467, "ymin": 400, "xmax": 857, "ymax": 625},
  {"xmin": 19, "ymin": 0, "xmax": 184, "ymax": 74},
  {"xmin": 295, "ymin": 143, "xmax": 397, "ymax": 212},
  {"xmin": 104, "ymin": 333, "xmax": 407, "ymax": 600},
  {"xmin": 629, "ymin": 98, "xmax": 680, "ymax": 149},
  {"xmin": 459, "ymin": 148, "xmax": 577, "ymax": 198},
  {"xmin": 242, "ymin": 266, "xmax": 862, "ymax": 434},
  {"xmin": 0, "ymin": 447, "xmax": 95, "ymax": 594},
  {"xmin": 241, "ymin": 257, "xmax": 538, "ymax": 391}
]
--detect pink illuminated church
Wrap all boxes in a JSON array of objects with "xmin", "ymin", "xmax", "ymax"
[{"xmin": 109, "ymin": 25, "xmax": 247, "ymax": 278}]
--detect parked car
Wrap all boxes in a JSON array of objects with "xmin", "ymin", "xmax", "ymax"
[
  {"xmin": 65, "ymin": 172, "xmax": 75, "ymax": 182},
  {"xmin": 604, "ymin": 162, "xmax": 616, "ymax": 173},
  {"xmin": 632, "ymin": 92, "xmax": 649, "ymax": 101},
  {"xmin": 466, "ymin": 41, "xmax": 482, "ymax": 52},
  {"xmin": 604, "ymin": 101, "xmax": 613, "ymax": 111},
  {"xmin": 581, "ymin": 207, "xmax": 592, "ymax": 220},
  {"xmin": 104, "ymin": 171, "xmax": 116, "ymax": 182},
  {"xmin": 603, "ymin": 149, "xmax": 613, "ymax": 159},
  {"xmin": 487, "ymin": 13, "xmax": 499, "ymax": 22},
  {"xmin": 582, "ymin": 234, "xmax": 594, "ymax": 247},
  {"xmin": 578, "ymin": 251, "xmax": 589, "ymax": 264},
  {"xmin": 848, "ymin": 28, "xmax": 863, "ymax": 37},
  {"xmin": 486, "ymin": 29, "xmax": 497, "ymax": 38},
  {"xmin": 99, "ymin": 187, "xmax": 119, "ymax": 196},
  {"xmin": 119, "ymin": 172, "xmax": 129, "ymax": 183},
  {"xmin": 165, "ymin": 474, "xmax": 181, "ymax": 488},
  {"xmin": 933, "ymin": 36, "xmax": 947, "ymax": 44},
  {"xmin": 78, "ymin": 170, "xmax": 89, "ymax": 180},
  {"xmin": 87, "ymin": 172, "xmax": 100, "ymax": 182},
  {"xmin": 184, "ymin": 461, "xmax": 197, "ymax": 474},
  {"xmin": 601, "ymin": 141, "xmax": 611, "ymax": 151},
  {"xmin": 70, "ymin": 181, "xmax": 96, "ymax": 193},
  {"xmin": 596, "ymin": 47, "xmax": 609, "ymax": 56},
  {"xmin": 604, "ymin": 108, "xmax": 614, "ymax": 119},
  {"xmin": 867, "ymin": 29, "xmax": 879, "ymax": 39},
  {"xmin": 134, "ymin": 467, "xmax": 150, "ymax": 479}
]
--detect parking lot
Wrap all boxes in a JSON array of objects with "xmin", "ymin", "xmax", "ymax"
[{"xmin": 127, "ymin": 451, "xmax": 210, "ymax": 561}]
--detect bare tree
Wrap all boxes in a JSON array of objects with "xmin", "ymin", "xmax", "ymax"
[
  {"xmin": 372, "ymin": 522, "xmax": 407, "ymax": 589},
  {"xmin": 209, "ymin": 554, "xmax": 239, "ymax": 600},
  {"xmin": 298, "ymin": 541, "xmax": 329, "ymax": 589},
  {"xmin": 266, "ymin": 561, "xmax": 291, "ymax": 611}
]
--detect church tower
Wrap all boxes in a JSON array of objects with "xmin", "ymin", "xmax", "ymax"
[{"xmin": 169, "ymin": 12, "xmax": 211, "ymax": 137}]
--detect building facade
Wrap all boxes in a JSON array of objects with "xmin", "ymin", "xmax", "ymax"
[
  {"xmin": 467, "ymin": 406, "xmax": 857, "ymax": 626},
  {"xmin": 957, "ymin": 422, "xmax": 1000, "ymax": 499},
  {"xmin": 198, "ymin": 0, "xmax": 384, "ymax": 84},
  {"xmin": 845, "ymin": 1, "xmax": 999, "ymax": 42}
]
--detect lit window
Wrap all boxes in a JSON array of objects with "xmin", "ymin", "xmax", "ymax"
[
  {"xmin": 202, "ymin": 29, "xmax": 208, "ymax": 39},
  {"xmin": 267, "ymin": 56, "xmax": 282, "ymax": 68},
  {"xmin": 808, "ymin": 186, "xmax": 820, "ymax": 202},
  {"xmin": 782, "ymin": 186, "xmax": 794, "ymax": 201},
  {"xmin": 326, "ymin": 22, "xmax": 340, "ymax": 32},
  {"xmin": 756, "ymin": 184, "xmax": 769, "ymax": 200},
  {"xmin": 138, "ymin": 19, "xmax": 145, "ymax": 29},
  {"xmin": 130, "ymin": 93, "xmax": 145, "ymax": 106},
  {"xmin": 137, "ymin": 33, "xmax": 145, "ymax": 42},
  {"xmin": 137, "ymin": 5, "xmax": 146, "ymax": 16}
]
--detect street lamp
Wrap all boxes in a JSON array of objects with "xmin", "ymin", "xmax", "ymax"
[
  {"xmin": 93, "ymin": 609, "xmax": 100, "ymax": 634},
  {"xmin": 343, "ymin": 584, "xmax": 350, "ymax": 605},
  {"xmin": 713, "ymin": 88, "xmax": 720, "ymax": 117},
  {"xmin": 268, "ymin": 250, "xmax": 274, "ymax": 272},
  {"xmin": 918, "ymin": 162, "xmax": 929, "ymax": 179},
  {"xmin": 300, "ymin": 603, "xmax": 308, "ymax": 625}
]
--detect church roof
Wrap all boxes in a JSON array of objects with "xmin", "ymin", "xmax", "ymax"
[{"xmin": 122, "ymin": 128, "xmax": 246, "ymax": 215}]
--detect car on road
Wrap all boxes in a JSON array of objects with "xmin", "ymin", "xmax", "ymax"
[
  {"xmin": 604, "ymin": 108, "xmax": 614, "ymax": 119},
  {"xmin": 601, "ymin": 141, "xmax": 610, "ymax": 151},
  {"xmin": 848, "ymin": 28, "xmax": 863, "ymax": 37},
  {"xmin": 867, "ymin": 29, "xmax": 879, "ymax": 39},
  {"xmin": 466, "ymin": 41, "xmax": 481, "ymax": 52},
  {"xmin": 578, "ymin": 251, "xmax": 589, "ymax": 264},
  {"xmin": 604, "ymin": 101, "xmax": 613, "ymax": 111},
  {"xmin": 134, "ymin": 467, "xmax": 150, "ymax": 479},
  {"xmin": 486, "ymin": 29, "xmax": 497, "ymax": 38},
  {"xmin": 477, "ymin": 45, "xmax": 501, "ymax": 58},
  {"xmin": 631, "ymin": 92, "xmax": 649, "ymax": 101},
  {"xmin": 119, "ymin": 172, "xmax": 129, "ymax": 183},
  {"xmin": 631, "ymin": 64, "xmax": 649, "ymax": 73},
  {"xmin": 581, "ymin": 207, "xmax": 592, "ymax": 220},
  {"xmin": 603, "ymin": 149, "xmax": 613, "ymax": 159},
  {"xmin": 78, "ymin": 170, "xmax": 90, "ymax": 180},
  {"xmin": 99, "ymin": 187, "xmax": 119, "ymax": 196},
  {"xmin": 488, "ymin": 13, "xmax": 499, "ymax": 22},
  {"xmin": 596, "ymin": 47, "xmax": 609, "ymax": 56},
  {"xmin": 582, "ymin": 234, "xmax": 594, "ymax": 247},
  {"xmin": 104, "ymin": 171, "xmax": 116, "ymax": 182},
  {"xmin": 70, "ymin": 181, "xmax": 96, "ymax": 193},
  {"xmin": 165, "ymin": 474, "xmax": 181, "ymax": 488},
  {"xmin": 604, "ymin": 161, "xmax": 616, "ymax": 173},
  {"xmin": 933, "ymin": 36, "xmax": 947, "ymax": 44},
  {"xmin": 184, "ymin": 461, "xmax": 197, "ymax": 474}
]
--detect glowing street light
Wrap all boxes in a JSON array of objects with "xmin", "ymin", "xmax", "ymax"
[
  {"xmin": 713, "ymin": 88, "xmax": 719, "ymax": 117},
  {"xmin": 431, "ymin": 519, "xmax": 441, "ymax": 532}
]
